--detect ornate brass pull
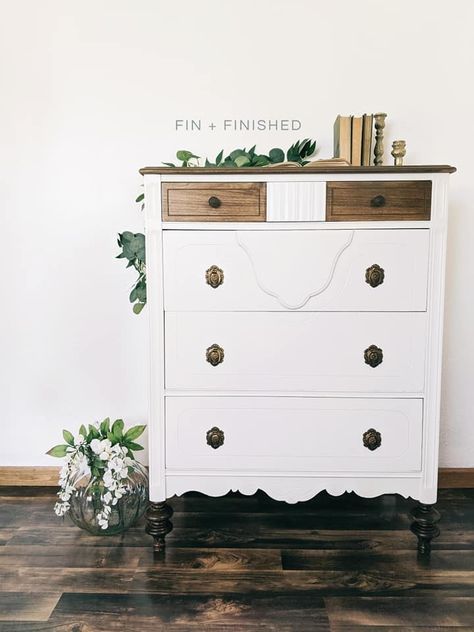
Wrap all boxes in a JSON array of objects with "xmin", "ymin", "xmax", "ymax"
[
  {"xmin": 370, "ymin": 194, "xmax": 386, "ymax": 208},
  {"xmin": 206, "ymin": 426, "xmax": 224, "ymax": 449},
  {"xmin": 205, "ymin": 265, "xmax": 224, "ymax": 289},
  {"xmin": 206, "ymin": 343, "xmax": 224, "ymax": 366},
  {"xmin": 364, "ymin": 344, "xmax": 383, "ymax": 368},
  {"xmin": 363, "ymin": 428, "xmax": 382, "ymax": 451},
  {"xmin": 365, "ymin": 264, "xmax": 385, "ymax": 288},
  {"xmin": 208, "ymin": 196, "xmax": 222, "ymax": 209}
]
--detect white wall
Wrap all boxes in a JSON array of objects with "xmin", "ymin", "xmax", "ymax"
[{"xmin": 1, "ymin": 0, "xmax": 473, "ymax": 467}]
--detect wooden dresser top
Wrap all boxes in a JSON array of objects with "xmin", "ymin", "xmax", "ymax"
[{"xmin": 140, "ymin": 165, "xmax": 456, "ymax": 176}]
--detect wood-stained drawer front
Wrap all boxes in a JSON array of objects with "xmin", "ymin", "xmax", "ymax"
[
  {"xmin": 165, "ymin": 312, "xmax": 426, "ymax": 393},
  {"xmin": 326, "ymin": 181, "xmax": 431, "ymax": 221},
  {"xmin": 162, "ymin": 182, "xmax": 266, "ymax": 222},
  {"xmin": 165, "ymin": 397, "xmax": 423, "ymax": 473},
  {"xmin": 163, "ymin": 229, "xmax": 429, "ymax": 311}
]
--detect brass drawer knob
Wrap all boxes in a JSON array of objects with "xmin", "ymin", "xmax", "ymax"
[
  {"xmin": 206, "ymin": 343, "xmax": 224, "ymax": 366},
  {"xmin": 364, "ymin": 344, "xmax": 383, "ymax": 368},
  {"xmin": 205, "ymin": 265, "xmax": 224, "ymax": 289},
  {"xmin": 208, "ymin": 196, "xmax": 222, "ymax": 209},
  {"xmin": 206, "ymin": 426, "xmax": 225, "ymax": 449},
  {"xmin": 363, "ymin": 428, "xmax": 382, "ymax": 451},
  {"xmin": 370, "ymin": 194, "xmax": 386, "ymax": 208},
  {"xmin": 366, "ymin": 264, "xmax": 385, "ymax": 288}
]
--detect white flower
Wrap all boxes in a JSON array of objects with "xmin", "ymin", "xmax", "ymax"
[
  {"xmin": 103, "ymin": 491, "xmax": 112, "ymax": 505},
  {"xmin": 90, "ymin": 438, "xmax": 102, "ymax": 454},
  {"xmin": 120, "ymin": 468, "xmax": 128, "ymax": 479},
  {"xmin": 99, "ymin": 451, "xmax": 110, "ymax": 461},
  {"xmin": 54, "ymin": 501, "xmax": 70, "ymax": 516},
  {"xmin": 103, "ymin": 470, "xmax": 115, "ymax": 487}
]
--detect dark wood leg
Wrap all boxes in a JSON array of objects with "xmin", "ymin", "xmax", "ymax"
[
  {"xmin": 145, "ymin": 500, "xmax": 173, "ymax": 552},
  {"xmin": 410, "ymin": 502, "xmax": 440, "ymax": 555}
]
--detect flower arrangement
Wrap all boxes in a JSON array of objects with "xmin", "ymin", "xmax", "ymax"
[{"xmin": 47, "ymin": 418, "xmax": 146, "ymax": 531}]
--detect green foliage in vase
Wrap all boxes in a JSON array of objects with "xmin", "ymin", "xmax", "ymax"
[
  {"xmin": 116, "ymin": 231, "xmax": 146, "ymax": 314},
  {"xmin": 163, "ymin": 139, "xmax": 317, "ymax": 168},
  {"xmin": 47, "ymin": 418, "xmax": 146, "ymax": 526}
]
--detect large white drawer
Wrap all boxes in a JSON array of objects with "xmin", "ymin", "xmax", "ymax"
[
  {"xmin": 165, "ymin": 397, "xmax": 423, "ymax": 473},
  {"xmin": 163, "ymin": 229, "xmax": 429, "ymax": 311},
  {"xmin": 165, "ymin": 312, "xmax": 426, "ymax": 393}
]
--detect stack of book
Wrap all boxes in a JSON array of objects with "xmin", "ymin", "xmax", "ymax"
[{"xmin": 333, "ymin": 114, "xmax": 374, "ymax": 166}]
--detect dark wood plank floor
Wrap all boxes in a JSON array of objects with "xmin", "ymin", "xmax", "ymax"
[{"xmin": 1, "ymin": 488, "xmax": 474, "ymax": 631}]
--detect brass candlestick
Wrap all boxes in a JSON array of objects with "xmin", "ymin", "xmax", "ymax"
[
  {"xmin": 373, "ymin": 112, "xmax": 387, "ymax": 165},
  {"xmin": 391, "ymin": 140, "xmax": 406, "ymax": 166}
]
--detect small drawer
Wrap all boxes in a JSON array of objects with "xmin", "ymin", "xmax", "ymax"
[
  {"xmin": 162, "ymin": 182, "xmax": 266, "ymax": 222},
  {"xmin": 326, "ymin": 181, "xmax": 431, "ymax": 221},
  {"xmin": 165, "ymin": 396, "xmax": 423, "ymax": 473}
]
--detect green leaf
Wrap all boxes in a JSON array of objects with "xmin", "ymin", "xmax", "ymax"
[
  {"xmin": 125, "ymin": 441, "xmax": 144, "ymax": 452},
  {"xmin": 46, "ymin": 444, "xmax": 69, "ymax": 458},
  {"xmin": 119, "ymin": 233, "xmax": 145, "ymax": 262},
  {"xmin": 135, "ymin": 281, "xmax": 146, "ymax": 302},
  {"xmin": 215, "ymin": 150, "xmax": 223, "ymax": 165},
  {"xmin": 88, "ymin": 424, "xmax": 100, "ymax": 439},
  {"xmin": 133, "ymin": 302, "xmax": 145, "ymax": 315},
  {"xmin": 176, "ymin": 150, "xmax": 199, "ymax": 162},
  {"xmin": 79, "ymin": 424, "xmax": 87, "ymax": 438},
  {"xmin": 107, "ymin": 431, "xmax": 117, "ymax": 444},
  {"xmin": 229, "ymin": 149, "xmax": 246, "ymax": 161},
  {"xmin": 112, "ymin": 419, "xmax": 124, "ymax": 438},
  {"xmin": 62, "ymin": 430, "xmax": 74, "ymax": 446},
  {"xmin": 124, "ymin": 424, "xmax": 146, "ymax": 441},
  {"xmin": 269, "ymin": 148, "xmax": 285, "ymax": 164},
  {"xmin": 129, "ymin": 287, "xmax": 137, "ymax": 303},
  {"xmin": 135, "ymin": 193, "xmax": 144, "ymax": 203},
  {"xmin": 162, "ymin": 162, "xmax": 176, "ymax": 167},
  {"xmin": 253, "ymin": 154, "xmax": 270, "ymax": 166},
  {"xmin": 100, "ymin": 418, "xmax": 110, "ymax": 435},
  {"xmin": 234, "ymin": 155, "xmax": 251, "ymax": 167}
]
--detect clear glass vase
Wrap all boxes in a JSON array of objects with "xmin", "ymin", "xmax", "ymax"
[{"xmin": 67, "ymin": 461, "xmax": 148, "ymax": 535}]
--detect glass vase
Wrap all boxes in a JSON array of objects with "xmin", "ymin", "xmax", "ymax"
[{"xmin": 67, "ymin": 461, "xmax": 148, "ymax": 535}]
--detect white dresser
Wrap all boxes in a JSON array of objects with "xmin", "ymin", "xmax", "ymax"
[{"xmin": 141, "ymin": 165, "xmax": 455, "ymax": 554}]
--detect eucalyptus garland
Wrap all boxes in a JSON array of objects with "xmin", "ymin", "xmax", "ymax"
[
  {"xmin": 116, "ymin": 232, "xmax": 146, "ymax": 314},
  {"xmin": 164, "ymin": 139, "xmax": 317, "ymax": 168}
]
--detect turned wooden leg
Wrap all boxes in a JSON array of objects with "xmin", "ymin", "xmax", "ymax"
[
  {"xmin": 410, "ymin": 502, "xmax": 440, "ymax": 555},
  {"xmin": 145, "ymin": 500, "xmax": 173, "ymax": 552}
]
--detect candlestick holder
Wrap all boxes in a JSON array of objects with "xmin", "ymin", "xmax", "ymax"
[
  {"xmin": 391, "ymin": 140, "xmax": 406, "ymax": 166},
  {"xmin": 373, "ymin": 113, "xmax": 387, "ymax": 165}
]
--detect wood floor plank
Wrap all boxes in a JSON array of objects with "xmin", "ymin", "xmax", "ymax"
[
  {"xmin": 49, "ymin": 592, "xmax": 330, "ymax": 631},
  {"xmin": 329, "ymin": 627, "xmax": 474, "ymax": 632},
  {"xmin": 0, "ymin": 593, "xmax": 61, "ymax": 622},
  {"xmin": 137, "ymin": 547, "xmax": 282, "ymax": 570},
  {"xmin": 0, "ymin": 569, "xmax": 135, "ymax": 594},
  {"xmin": 282, "ymin": 549, "xmax": 474, "ymax": 572},
  {"xmin": 0, "ymin": 545, "xmax": 141, "ymax": 569},
  {"xmin": 164, "ymin": 526, "xmax": 474, "ymax": 551},
  {"xmin": 325, "ymin": 596, "xmax": 474, "ymax": 627},
  {"xmin": 0, "ymin": 624, "xmax": 85, "ymax": 631},
  {"xmin": 0, "ymin": 531, "xmax": 14, "ymax": 546},
  {"xmin": 6, "ymin": 527, "xmax": 148, "ymax": 548}
]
